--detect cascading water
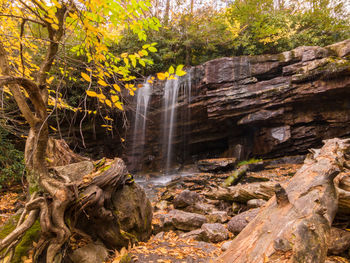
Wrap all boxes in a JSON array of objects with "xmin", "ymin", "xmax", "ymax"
[
  {"xmin": 130, "ymin": 77, "xmax": 152, "ymax": 170},
  {"xmin": 162, "ymin": 69, "xmax": 192, "ymax": 174},
  {"xmin": 128, "ymin": 69, "xmax": 193, "ymax": 173},
  {"xmin": 162, "ymin": 77, "xmax": 180, "ymax": 173}
]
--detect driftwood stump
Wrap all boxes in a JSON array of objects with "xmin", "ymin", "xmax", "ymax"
[{"xmin": 216, "ymin": 138, "xmax": 350, "ymax": 263}]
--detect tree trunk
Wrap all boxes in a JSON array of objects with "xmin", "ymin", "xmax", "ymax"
[
  {"xmin": 216, "ymin": 138, "xmax": 350, "ymax": 263},
  {"xmin": 164, "ymin": 0, "xmax": 170, "ymax": 25}
]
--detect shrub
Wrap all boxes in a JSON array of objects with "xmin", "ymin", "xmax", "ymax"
[{"xmin": 0, "ymin": 127, "xmax": 25, "ymax": 190}]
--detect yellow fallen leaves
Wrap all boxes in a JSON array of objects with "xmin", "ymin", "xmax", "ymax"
[
  {"xmin": 122, "ymin": 231, "xmax": 222, "ymax": 262},
  {"xmin": 81, "ymin": 158, "xmax": 114, "ymax": 184}
]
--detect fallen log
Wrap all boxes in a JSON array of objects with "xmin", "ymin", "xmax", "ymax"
[
  {"xmin": 205, "ymin": 174, "xmax": 350, "ymax": 215},
  {"xmin": 216, "ymin": 138, "xmax": 350, "ymax": 263},
  {"xmin": 204, "ymin": 181, "xmax": 276, "ymax": 203}
]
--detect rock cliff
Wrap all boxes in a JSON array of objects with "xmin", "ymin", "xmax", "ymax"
[{"xmin": 126, "ymin": 39, "xmax": 350, "ymax": 171}]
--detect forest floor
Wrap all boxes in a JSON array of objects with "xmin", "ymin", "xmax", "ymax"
[
  {"xmin": 0, "ymin": 163, "xmax": 301, "ymax": 263},
  {"xmin": 107, "ymin": 162, "xmax": 305, "ymax": 263},
  {"xmin": 122, "ymin": 231, "xmax": 222, "ymax": 263},
  {"xmin": 0, "ymin": 185, "xmax": 25, "ymax": 225},
  {"xmin": 2, "ymin": 160, "xmax": 350, "ymax": 263}
]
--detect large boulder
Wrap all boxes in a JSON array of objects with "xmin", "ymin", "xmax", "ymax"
[
  {"xmin": 70, "ymin": 242, "xmax": 108, "ymax": 263},
  {"xmin": 197, "ymin": 158, "xmax": 237, "ymax": 172},
  {"xmin": 173, "ymin": 190, "xmax": 201, "ymax": 208},
  {"xmin": 57, "ymin": 158, "xmax": 153, "ymax": 249},
  {"xmin": 157, "ymin": 210, "xmax": 207, "ymax": 231},
  {"xmin": 112, "ymin": 183, "xmax": 153, "ymax": 242},
  {"xmin": 227, "ymin": 208, "xmax": 260, "ymax": 234},
  {"xmin": 170, "ymin": 210, "xmax": 207, "ymax": 231},
  {"xmin": 200, "ymin": 223, "xmax": 229, "ymax": 243}
]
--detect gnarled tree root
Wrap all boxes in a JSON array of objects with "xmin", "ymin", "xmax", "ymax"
[{"xmin": 0, "ymin": 158, "xmax": 131, "ymax": 263}]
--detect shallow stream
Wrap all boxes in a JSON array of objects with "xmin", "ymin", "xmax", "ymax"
[{"xmin": 134, "ymin": 171, "xmax": 194, "ymax": 201}]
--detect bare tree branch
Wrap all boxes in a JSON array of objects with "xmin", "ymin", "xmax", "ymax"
[
  {"xmin": 0, "ymin": 41, "xmax": 38, "ymax": 127},
  {"xmin": 0, "ymin": 14, "xmax": 47, "ymax": 26}
]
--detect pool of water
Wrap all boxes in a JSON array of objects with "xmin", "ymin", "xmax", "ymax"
[{"xmin": 134, "ymin": 172, "xmax": 194, "ymax": 201}]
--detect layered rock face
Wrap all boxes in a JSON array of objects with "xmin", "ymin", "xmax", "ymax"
[{"xmin": 127, "ymin": 39, "xmax": 350, "ymax": 171}]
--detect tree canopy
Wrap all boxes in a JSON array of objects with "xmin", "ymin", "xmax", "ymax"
[
  {"xmin": 120, "ymin": 0, "xmax": 350, "ymax": 73},
  {"xmin": 0, "ymin": 0, "xmax": 165, "ymax": 261}
]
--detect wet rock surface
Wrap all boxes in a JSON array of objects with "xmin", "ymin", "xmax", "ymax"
[
  {"xmin": 127, "ymin": 40, "xmax": 350, "ymax": 170},
  {"xmin": 197, "ymin": 158, "xmax": 237, "ymax": 172}
]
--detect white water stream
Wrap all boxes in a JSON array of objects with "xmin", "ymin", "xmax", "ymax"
[{"xmin": 130, "ymin": 77, "xmax": 152, "ymax": 170}]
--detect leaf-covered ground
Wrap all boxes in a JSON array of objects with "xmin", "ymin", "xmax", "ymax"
[
  {"xmin": 0, "ymin": 186, "xmax": 24, "ymax": 225},
  {"xmin": 108, "ymin": 231, "xmax": 223, "ymax": 263},
  {"xmin": 0, "ymin": 162, "xmax": 316, "ymax": 263}
]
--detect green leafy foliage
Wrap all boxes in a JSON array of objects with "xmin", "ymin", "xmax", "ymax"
[
  {"xmin": 114, "ymin": 5, "xmax": 238, "ymax": 73},
  {"xmin": 224, "ymin": 0, "xmax": 350, "ymax": 55},
  {"xmin": 112, "ymin": 0, "xmax": 350, "ymax": 75},
  {"xmin": 0, "ymin": 128, "xmax": 25, "ymax": 190}
]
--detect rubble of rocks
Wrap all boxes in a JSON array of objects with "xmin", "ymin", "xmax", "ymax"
[{"xmin": 146, "ymin": 156, "xmax": 350, "ymax": 262}]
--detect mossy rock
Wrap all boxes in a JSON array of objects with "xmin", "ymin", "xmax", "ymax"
[
  {"xmin": 0, "ymin": 212, "xmax": 41, "ymax": 263},
  {"xmin": 112, "ymin": 183, "xmax": 153, "ymax": 242}
]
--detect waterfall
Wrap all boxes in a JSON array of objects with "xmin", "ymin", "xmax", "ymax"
[
  {"xmin": 182, "ymin": 68, "xmax": 192, "ymax": 162},
  {"xmin": 162, "ymin": 69, "xmax": 192, "ymax": 174},
  {"xmin": 130, "ymin": 77, "xmax": 152, "ymax": 170},
  {"xmin": 128, "ymin": 69, "xmax": 193, "ymax": 173},
  {"xmin": 162, "ymin": 77, "xmax": 180, "ymax": 173}
]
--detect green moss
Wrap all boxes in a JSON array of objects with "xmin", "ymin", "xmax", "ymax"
[
  {"xmin": 29, "ymin": 185, "xmax": 40, "ymax": 195},
  {"xmin": 99, "ymin": 165, "xmax": 111, "ymax": 172},
  {"xmin": 0, "ymin": 214, "xmax": 21, "ymax": 239},
  {"xmin": 120, "ymin": 230, "xmax": 138, "ymax": 244},
  {"xmin": 94, "ymin": 158, "xmax": 106, "ymax": 169},
  {"xmin": 0, "ymin": 215, "xmax": 41, "ymax": 263},
  {"xmin": 12, "ymin": 220, "xmax": 41, "ymax": 263},
  {"xmin": 223, "ymin": 167, "xmax": 248, "ymax": 187},
  {"xmin": 120, "ymin": 253, "xmax": 132, "ymax": 263},
  {"xmin": 237, "ymin": 158, "xmax": 263, "ymax": 167}
]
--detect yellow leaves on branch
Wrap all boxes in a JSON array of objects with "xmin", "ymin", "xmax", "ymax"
[
  {"xmin": 86, "ymin": 90, "xmax": 97, "ymax": 97},
  {"xmin": 157, "ymin": 72, "xmax": 166, "ymax": 80},
  {"xmin": 98, "ymin": 79, "xmax": 108, "ymax": 87},
  {"xmin": 113, "ymin": 84, "xmax": 121, "ymax": 92},
  {"xmin": 81, "ymin": 72, "xmax": 91, "ymax": 82},
  {"xmin": 105, "ymin": 99, "xmax": 112, "ymax": 107},
  {"xmin": 47, "ymin": 76, "xmax": 54, "ymax": 84},
  {"xmin": 156, "ymin": 65, "xmax": 187, "ymax": 81},
  {"xmin": 86, "ymin": 89, "xmax": 124, "ymax": 110},
  {"xmin": 175, "ymin": 65, "xmax": 187, "ymax": 76},
  {"xmin": 0, "ymin": 0, "xmax": 161, "ymax": 135}
]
